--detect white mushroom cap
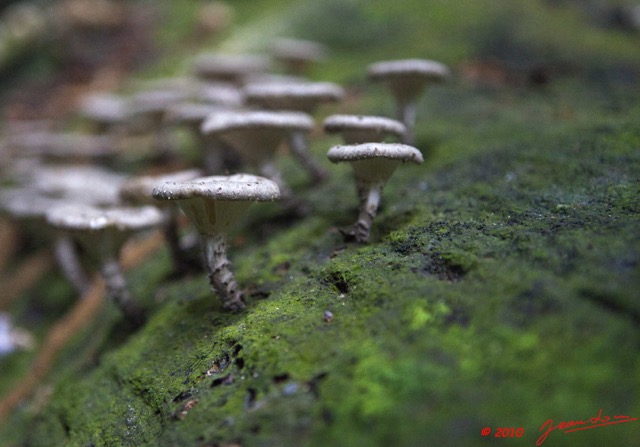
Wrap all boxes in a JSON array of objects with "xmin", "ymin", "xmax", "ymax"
[
  {"xmin": 242, "ymin": 73, "xmax": 308, "ymax": 87},
  {"xmin": 120, "ymin": 169, "xmax": 203, "ymax": 205},
  {"xmin": 327, "ymin": 142, "xmax": 423, "ymax": 183},
  {"xmin": 270, "ymin": 38, "xmax": 328, "ymax": 64},
  {"xmin": 152, "ymin": 174, "xmax": 280, "ymax": 234},
  {"xmin": 0, "ymin": 188, "xmax": 65, "ymax": 220},
  {"xmin": 130, "ymin": 89, "xmax": 190, "ymax": 116},
  {"xmin": 77, "ymin": 92, "xmax": 130, "ymax": 124},
  {"xmin": 368, "ymin": 58, "xmax": 450, "ymax": 103},
  {"xmin": 46, "ymin": 203, "xmax": 163, "ymax": 265},
  {"xmin": 27, "ymin": 165, "xmax": 126, "ymax": 206},
  {"xmin": 153, "ymin": 174, "xmax": 280, "ymax": 202},
  {"xmin": 201, "ymin": 110, "xmax": 314, "ymax": 164},
  {"xmin": 4, "ymin": 131, "xmax": 114, "ymax": 160},
  {"xmin": 243, "ymin": 81, "xmax": 344, "ymax": 113},
  {"xmin": 323, "ymin": 114, "xmax": 406, "ymax": 143},
  {"xmin": 46, "ymin": 204, "xmax": 164, "ymax": 233},
  {"xmin": 202, "ymin": 110, "xmax": 314, "ymax": 135},
  {"xmin": 327, "ymin": 142, "xmax": 424, "ymax": 163},
  {"xmin": 192, "ymin": 53, "xmax": 270, "ymax": 85},
  {"xmin": 198, "ymin": 82, "xmax": 244, "ymax": 107}
]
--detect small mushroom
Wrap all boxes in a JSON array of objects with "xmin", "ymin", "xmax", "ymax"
[
  {"xmin": 323, "ymin": 114, "xmax": 406, "ymax": 144},
  {"xmin": 27, "ymin": 164, "xmax": 126, "ymax": 206},
  {"xmin": 192, "ymin": 53, "xmax": 270, "ymax": 86},
  {"xmin": 4, "ymin": 131, "xmax": 115, "ymax": 164},
  {"xmin": 1, "ymin": 187, "xmax": 92, "ymax": 294},
  {"xmin": 7, "ymin": 164, "xmax": 125, "ymax": 291},
  {"xmin": 270, "ymin": 38, "xmax": 328, "ymax": 76},
  {"xmin": 327, "ymin": 142, "xmax": 423, "ymax": 243},
  {"xmin": 129, "ymin": 88, "xmax": 189, "ymax": 157},
  {"xmin": 367, "ymin": 58, "xmax": 449, "ymax": 144},
  {"xmin": 77, "ymin": 91, "xmax": 130, "ymax": 135},
  {"xmin": 198, "ymin": 82, "xmax": 244, "ymax": 108},
  {"xmin": 46, "ymin": 203, "xmax": 164, "ymax": 325},
  {"xmin": 164, "ymin": 102, "xmax": 241, "ymax": 174},
  {"xmin": 243, "ymin": 81, "xmax": 344, "ymax": 183},
  {"xmin": 152, "ymin": 174, "xmax": 280, "ymax": 311},
  {"xmin": 201, "ymin": 110, "xmax": 314, "ymax": 204},
  {"xmin": 119, "ymin": 168, "xmax": 203, "ymax": 273}
]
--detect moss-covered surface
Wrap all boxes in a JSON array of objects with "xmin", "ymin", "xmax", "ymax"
[{"xmin": 1, "ymin": 1, "xmax": 640, "ymax": 446}]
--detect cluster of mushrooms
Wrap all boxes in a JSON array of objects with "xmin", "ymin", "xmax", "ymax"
[{"xmin": 0, "ymin": 36, "xmax": 448, "ymax": 328}]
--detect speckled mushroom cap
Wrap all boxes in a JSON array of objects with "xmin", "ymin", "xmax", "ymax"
[
  {"xmin": 152, "ymin": 174, "xmax": 280, "ymax": 202},
  {"xmin": 120, "ymin": 169, "xmax": 203, "ymax": 205},
  {"xmin": 323, "ymin": 114, "xmax": 406, "ymax": 143},
  {"xmin": 327, "ymin": 143, "xmax": 424, "ymax": 163},
  {"xmin": 192, "ymin": 54, "xmax": 270, "ymax": 85},
  {"xmin": 201, "ymin": 110, "xmax": 314, "ymax": 164},
  {"xmin": 243, "ymin": 81, "xmax": 344, "ymax": 113},
  {"xmin": 368, "ymin": 58, "xmax": 449, "ymax": 103},
  {"xmin": 327, "ymin": 143, "xmax": 423, "ymax": 184},
  {"xmin": 46, "ymin": 204, "xmax": 164, "ymax": 233},
  {"xmin": 152, "ymin": 174, "xmax": 280, "ymax": 235},
  {"xmin": 46, "ymin": 203, "xmax": 163, "ymax": 260},
  {"xmin": 202, "ymin": 110, "xmax": 314, "ymax": 135}
]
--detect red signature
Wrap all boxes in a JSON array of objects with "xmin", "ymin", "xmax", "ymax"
[{"xmin": 536, "ymin": 408, "xmax": 638, "ymax": 445}]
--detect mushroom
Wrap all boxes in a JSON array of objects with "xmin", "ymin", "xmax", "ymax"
[
  {"xmin": 129, "ymin": 88, "xmax": 189, "ymax": 156},
  {"xmin": 2, "ymin": 165, "xmax": 125, "ymax": 295},
  {"xmin": 323, "ymin": 114, "xmax": 406, "ymax": 144},
  {"xmin": 27, "ymin": 164, "xmax": 126, "ymax": 206},
  {"xmin": 201, "ymin": 110, "xmax": 314, "ymax": 203},
  {"xmin": 119, "ymin": 168, "xmax": 203, "ymax": 273},
  {"xmin": 243, "ymin": 81, "xmax": 344, "ymax": 183},
  {"xmin": 164, "ymin": 102, "xmax": 241, "ymax": 174},
  {"xmin": 1, "ymin": 187, "xmax": 92, "ymax": 294},
  {"xmin": 326, "ymin": 142, "xmax": 423, "ymax": 243},
  {"xmin": 46, "ymin": 203, "xmax": 164, "ymax": 325},
  {"xmin": 367, "ymin": 58, "xmax": 449, "ymax": 144},
  {"xmin": 270, "ymin": 38, "xmax": 328, "ymax": 76},
  {"xmin": 198, "ymin": 82, "xmax": 244, "ymax": 108},
  {"xmin": 4, "ymin": 131, "xmax": 115, "ymax": 164},
  {"xmin": 152, "ymin": 174, "xmax": 280, "ymax": 311},
  {"xmin": 191, "ymin": 53, "xmax": 270, "ymax": 86},
  {"xmin": 77, "ymin": 91, "xmax": 130, "ymax": 135}
]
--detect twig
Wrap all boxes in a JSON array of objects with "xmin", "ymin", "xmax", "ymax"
[
  {"xmin": 0, "ymin": 250, "xmax": 53, "ymax": 312},
  {"xmin": 0, "ymin": 231, "xmax": 164, "ymax": 423},
  {"xmin": 0, "ymin": 219, "xmax": 19, "ymax": 272}
]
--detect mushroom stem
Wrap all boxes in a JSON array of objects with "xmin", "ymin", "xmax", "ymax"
[
  {"xmin": 203, "ymin": 233, "xmax": 245, "ymax": 311},
  {"xmin": 354, "ymin": 182, "xmax": 383, "ymax": 243},
  {"xmin": 101, "ymin": 257, "xmax": 145, "ymax": 325},
  {"xmin": 398, "ymin": 99, "xmax": 417, "ymax": 145},
  {"xmin": 260, "ymin": 161, "xmax": 294, "ymax": 202},
  {"xmin": 288, "ymin": 131, "xmax": 329, "ymax": 183},
  {"xmin": 163, "ymin": 207, "xmax": 193, "ymax": 274},
  {"xmin": 53, "ymin": 236, "xmax": 91, "ymax": 294}
]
